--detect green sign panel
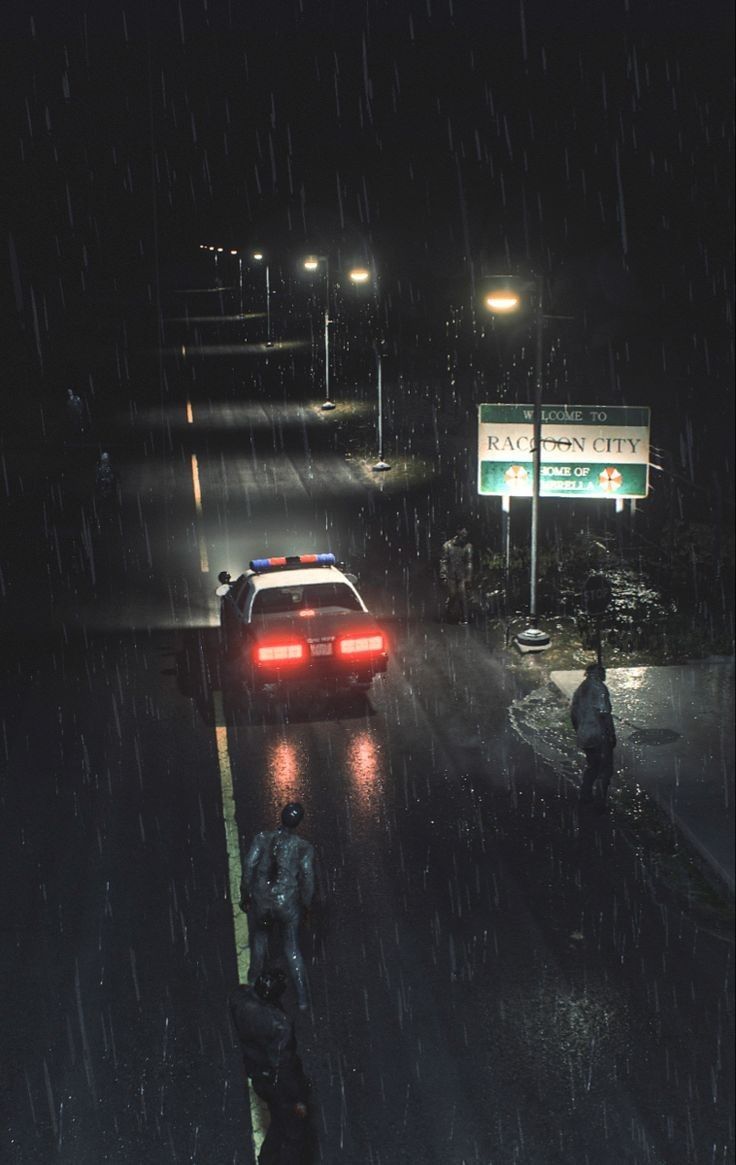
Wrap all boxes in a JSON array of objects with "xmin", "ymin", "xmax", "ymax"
[{"xmin": 477, "ymin": 403, "xmax": 650, "ymax": 499}]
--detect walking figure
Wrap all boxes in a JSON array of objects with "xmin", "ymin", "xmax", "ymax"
[
  {"xmin": 93, "ymin": 452, "xmax": 119, "ymax": 524},
  {"xmin": 229, "ymin": 969, "xmax": 315, "ymax": 1164},
  {"xmin": 66, "ymin": 387, "xmax": 87, "ymax": 436},
  {"xmin": 439, "ymin": 526, "xmax": 473, "ymax": 624},
  {"xmin": 95, "ymin": 451, "xmax": 117, "ymax": 498},
  {"xmin": 571, "ymin": 662, "xmax": 617, "ymax": 808},
  {"xmin": 241, "ymin": 803, "xmax": 315, "ymax": 1010}
]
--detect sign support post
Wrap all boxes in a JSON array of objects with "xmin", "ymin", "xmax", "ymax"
[
  {"xmin": 502, "ymin": 493, "xmax": 511, "ymax": 610},
  {"xmin": 516, "ymin": 275, "xmax": 551, "ymax": 652},
  {"xmin": 529, "ymin": 274, "xmax": 544, "ymax": 626}
]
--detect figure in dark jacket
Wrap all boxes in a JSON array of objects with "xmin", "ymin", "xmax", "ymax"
[
  {"xmin": 229, "ymin": 970, "xmax": 314, "ymax": 1164},
  {"xmin": 571, "ymin": 663, "xmax": 617, "ymax": 807},
  {"xmin": 241, "ymin": 803, "xmax": 315, "ymax": 1010}
]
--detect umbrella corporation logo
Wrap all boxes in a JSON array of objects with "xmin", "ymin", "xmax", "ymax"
[
  {"xmin": 504, "ymin": 465, "xmax": 528, "ymax": 484},
  {"xmin": 598, "ymin": 467, "xmax": 623, "ymax": 492},
  {"xmin": 478, "ymin": 404, "xmax": 650, "ymax": 499},
  {"xmin": 503, "ymin": 464, "xmax": 624, "ymax": 491}
]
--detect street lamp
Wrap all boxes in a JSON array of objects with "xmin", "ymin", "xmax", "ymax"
[
  {"xmin": 230, "ymin": 249, "xmax": 244, "ymax": 321},
  {"xmin": 252, "ymin": 251, "xmax": 273, "ymax": 346},
  {"xmin": 483, "ymin": 274, "xmax": 550, "ymax": 652},
  {"xmin": 349, "ymin": 265, "xmax": 390, "ymax": 471},
  {"xmin": 372, "ymin": 342, "xmax": 390, "ymax": 472},
  {"xmin": 484, "ymin": 291, "xmax": 521, "ymax": 313},
  {"xmin": 302, "ymin": 255, "xmax": 334, "ymax": 409},
  {"xmin": 215, "ymin": 246, "xmax": 225, "ymax": 286}
]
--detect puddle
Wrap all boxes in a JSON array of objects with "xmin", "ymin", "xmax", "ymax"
[
  {"xmin": 509, "ymin": 683, "xmax": 580, "ymax": 779},
  {"xmin": 509, "ymin": 682, "xmax": 734, "ymax": 925},
  {"xmin": 625, "ymin": 727, "xmax": 681, "ymax": 746}
]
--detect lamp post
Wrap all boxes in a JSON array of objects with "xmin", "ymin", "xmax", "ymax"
[
  {"xmin": 230, "ymin": 249, "xmax": 244, "ymax": 321},
  {"xmin": 204, "ymin": 244, "xmax": 217, "ymax": 282},
  {"xmin": 252, "ymin": 251, "xmax": 273, "ymax": 346},
  {"xmin": 483, "ymin": 273, "xmax": 550, "ymax": 652},
  {"xmin": 303, "ymin": 256, "xmax": 335, "ymax": 410},
  {"xmin": 349, "ymin": 266, "xmax": 390, "ymax": 471},
  {"xmin": 373, "ymin": 342, "xmax": 390, "ymax": 471}
]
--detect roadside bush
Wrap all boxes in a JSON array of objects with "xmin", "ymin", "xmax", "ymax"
[
  {"xmin": 574, "ymin": 566, "xmax": 676, "ymax": 652},
  {"xmin": 475, "ymin": 519, "xmax": 732, "ymax": 659},
  {"xmin": 476, "ymin": 533, "xmax": 675, "ymax": 653}
]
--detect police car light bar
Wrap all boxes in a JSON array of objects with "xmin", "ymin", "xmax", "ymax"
[{"xmin": 249, "ymin": 553, "xmax": 336, "ymax": 573}]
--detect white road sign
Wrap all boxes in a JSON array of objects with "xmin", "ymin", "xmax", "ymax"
[{"xmin": 478, "ymin": 403, "xmax": 650, "ymax": 499}]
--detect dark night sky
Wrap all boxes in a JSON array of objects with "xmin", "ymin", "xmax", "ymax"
[{"xmin": 5, "ymin": 0, "xmax": 734, "ymax": 456}]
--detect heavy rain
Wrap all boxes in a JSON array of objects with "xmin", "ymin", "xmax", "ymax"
[{"xmin": 3, "ymin": 1, "xmax": 734, "ymax": 1163}]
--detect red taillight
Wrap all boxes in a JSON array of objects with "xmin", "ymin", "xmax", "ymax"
[
  {"xmin": 255, "ymin": 642, "xmax": 305, "ymax": 664},
  {"xmin": 338, "ymin": 634, "xmax": 385, "ymax": 656}
]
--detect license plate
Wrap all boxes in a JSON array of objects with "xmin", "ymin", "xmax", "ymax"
[{"xmin": 310, "ymin": 642, "xmax": 333, "ymax": 657}]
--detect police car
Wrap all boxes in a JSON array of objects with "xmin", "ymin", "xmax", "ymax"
[{"xmin": 216, "ymin": 553, "xmax": 388, "ymax": 696}]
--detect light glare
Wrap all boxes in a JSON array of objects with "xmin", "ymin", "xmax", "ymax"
[
  {"xmin": 485, "ymin": 292, "xmax": 521, "ymax": 312},
  {"xmin": 339, "ymin": 634, "xmax": 384, "ymax": 654},
  {"xmin": 257, "ymin": 643, "xmax": 304, "ymax": 662}
]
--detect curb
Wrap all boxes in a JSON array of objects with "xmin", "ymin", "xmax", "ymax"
[{"xmin": 547, "ymin": 671, "xmax": 735, "ymax": 902}]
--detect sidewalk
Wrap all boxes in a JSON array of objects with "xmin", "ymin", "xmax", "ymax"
[{"xmin": 551, "ymin": 659, "xmax": 735, "ymax": 895}]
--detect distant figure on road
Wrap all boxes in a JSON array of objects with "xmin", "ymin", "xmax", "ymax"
[
  {"xmin": 95, "ymin": 451, "xmax": 117, "ymax": 497},
  {"xmin": 439, "ymin": 526, "xmax": 473, "ymax": 624},
  {"xmin": 241, "ymin": 803, "xmax": 315, "ymax": 1011},
  {"xmin": 94, "ymin": 452, "xmax": 119, "ymax": 517},
  {"xmin": 571, "ymin": 662, "xmax": 617, "ymax": 808},
  {"xmin": 66, "ymin": 387, "xmax": 87, "ymax": 437},
  {"xmin": 229, "ymin": 969, "xmax": 314, "ymax": 1164}
]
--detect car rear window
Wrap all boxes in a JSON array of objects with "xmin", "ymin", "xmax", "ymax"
[{"xmin": 252, "ymin": 582, "xmax": 362, "ymax": 616}]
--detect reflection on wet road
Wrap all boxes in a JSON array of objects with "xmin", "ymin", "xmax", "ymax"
[{"xmin": 2, "ymin": 299, "xmax": 732, "ymax": 1165}]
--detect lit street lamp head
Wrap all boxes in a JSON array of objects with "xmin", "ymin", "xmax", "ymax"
[
  {"xmin": 349, "ymin": 267, "xmax": 371, "ymax": 284},
  {"xmin": 252, "ymin": 251, "xmax": 264, "ymax": 261},
  {"xmin": 480, "ymin": 274, "xmax": 541, "ymax": 316},
  {"xmin": 303, "ymin": 256, "xmax": 320, "ymax": 271},
  {"xmin": 484, "ymin": 291, "xmax": 521, "ymax": 313}
]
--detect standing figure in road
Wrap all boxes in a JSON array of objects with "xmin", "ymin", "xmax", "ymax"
[
  {"xmin": 439, "ymin": 526, "xmax": 473, "ymax": 624},
  {"xmin": 571, "ymin": 662, "xmax": 617, "ymax": 808},
  {"xmin": 95, "ymin": 451, "xmax": 117, "ymax": 499},
  {"xmin": 241, "ymin": 803, "xmax": 315, "ymax": 1010},
  {"xmin": 94, "ymin": 452, "xmax": 120, "ymax": 525},
  {"xmin": 66, "ymin": 387, "xmax": 87, "ymax": 437},
  {"xmin": 229, "ymin": 969, "xmax": 315, "ymax": 1164}
]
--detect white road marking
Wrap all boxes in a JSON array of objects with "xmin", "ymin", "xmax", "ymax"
[{"xmin": 213, "ymin": 689, "xmax": 267, "ymax": 1156}]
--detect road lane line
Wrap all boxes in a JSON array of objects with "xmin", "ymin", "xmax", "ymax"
[
  {"xmin": 186, "ymin": 400, "xmax": 194, "ymax": 424},
  {"xmin": 212, "ymin": 689, "xmax": 267, "ymax": 1156},
  {"xmin": 191, "ymin": 452, "xmax": 204, "ymax": 515},
  {"xmin": 189, "ymin": 453, "xmax": 210, "ymax": 572}
]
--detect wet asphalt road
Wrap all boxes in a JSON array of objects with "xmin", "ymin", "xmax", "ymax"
[{"xmin": 0, "ymin": 292, "xmax": 733, "ymax": 1164}]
